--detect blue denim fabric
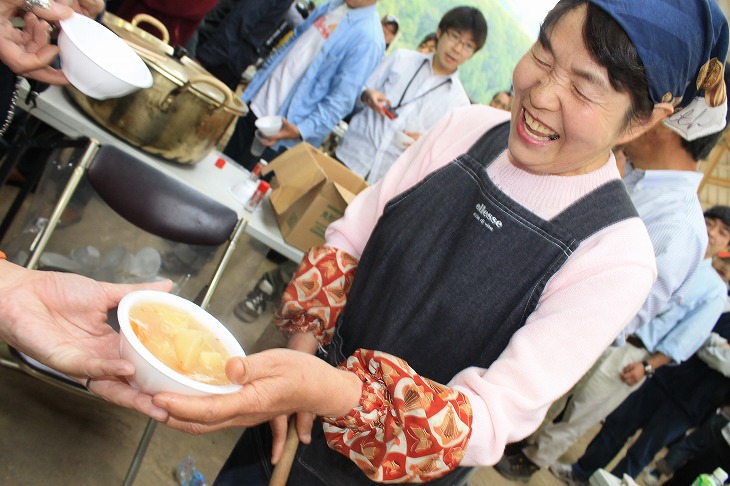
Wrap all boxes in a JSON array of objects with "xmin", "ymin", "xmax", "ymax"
[
  {"xmin": 214, "ymin": 426, "xmax": 271, "ymax": 486},
  {"xmin": 661, "ymin": 412, "xmax": 729, "ymax": 473},
  {"xmin": 214, "ymin": 423, "xmax": 477, "ymax": 486},
  {"xmin": 332, "ymin": 126, "xmax": 638, "ymax": 384},
  {"xmin": 572, "ymin": 380, "xmax": 692, "ymax": 480},
  {"xmin": 663, "ymin": 415, "xmax": 730, "ymax": 486},
  {"xmin": 572, "ymin": 315, "xmax": 730, "ymax": 481}
]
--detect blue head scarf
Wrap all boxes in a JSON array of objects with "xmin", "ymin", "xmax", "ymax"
[{"xmin": 588, "ymin": 0, "xmax": 729, "ymax": 140}]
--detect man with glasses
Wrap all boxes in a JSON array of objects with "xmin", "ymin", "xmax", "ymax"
[{"xmin": 335, "ymin": 6, "xmax": 487, "ymax": 183}]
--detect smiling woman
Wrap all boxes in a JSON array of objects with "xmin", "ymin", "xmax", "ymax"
[
  {"xmin": 151, "ymin": 1, "xmax": 730, "ymax": 485},
  {"xmin": 508, "ymin": 2, "xmax": 661, "ymax": 176}
]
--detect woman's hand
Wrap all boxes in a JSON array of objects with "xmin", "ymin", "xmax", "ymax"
[
  {"xmin": 269, "ymin": 411, "xmax": 316, "ymax": 464},
  {"xmin": 87, "ymin": 375, "xmax": 169, "ymax": 421},
  {"xmin": 2, "ymin": 0, "xmax": 72, "ymax": 21},
  {"xmin": 403, "ymin": 130, "xmax": 421, "ymax": 147},
  {"xmin": 152, "ymin": 348, "xmax": 362, "ymax": 435},
  {"xmin": 267, "ymin": 331, "xmax": 320, "ymax": 461},
  {"xmin": 0, "ymin": 0, "xmax": 103, "ymax": 84}
]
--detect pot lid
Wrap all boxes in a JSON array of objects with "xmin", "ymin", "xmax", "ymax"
[{"xmin": 102, "ymin": 13, "xmax": 246, "ymax": 114}]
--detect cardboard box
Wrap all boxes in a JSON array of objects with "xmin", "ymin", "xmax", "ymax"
[{"xmin": 263, "ymin": 143, "xmax": 368, "ymax": 252}]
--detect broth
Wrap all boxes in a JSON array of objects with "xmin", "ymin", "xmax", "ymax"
[{"xmin": 130, "ymin": 302, "xmax": 232, "ymax": 386}]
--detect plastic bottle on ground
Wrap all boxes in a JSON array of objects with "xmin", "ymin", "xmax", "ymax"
[
  {"xmin": 691, "ymin": 467, "xmax": 729, "ymax": 486},
  {"xmin": 177, "ymin": 456, "xmax": 207, "ymax": 486}
]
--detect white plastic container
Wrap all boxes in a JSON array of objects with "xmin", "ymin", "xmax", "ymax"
[{"xmin": 255, "ymin": 115, "xmax": 283, "ymax": 137}]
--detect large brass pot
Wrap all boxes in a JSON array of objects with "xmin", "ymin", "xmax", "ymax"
[{"xmin": 65, "ymin": 13, "xmax": 247, "ymax": 164}]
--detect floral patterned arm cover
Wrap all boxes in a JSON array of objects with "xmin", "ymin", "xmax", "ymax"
[
  {"xmin": 322, "ymin": 349, "xmax": 473, "ymax": 483},
  {"xmin": 273, "ymin": 246, "xmax": 359, "ymax": 345}
]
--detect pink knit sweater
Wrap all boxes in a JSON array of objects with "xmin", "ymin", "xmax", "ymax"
[{"xmin": 324, "ymin": 105, "xmax": 656, "ymax": 466}]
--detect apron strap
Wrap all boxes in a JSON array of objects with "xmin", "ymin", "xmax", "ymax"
[
  {"xmin": 463, "ymin": 120, "xmax": 638, "ymax": 245},
  {"xmin": 465, "ymin": 120, "xmax": 510, "ymax": 166},
  {"xmin": 553, "ymin": 178, "xmax": 639, "ymax": 244}
]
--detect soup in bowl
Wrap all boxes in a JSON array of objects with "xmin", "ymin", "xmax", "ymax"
[{"xmin": 118, "ymin": 290, "xmax": 244, "ymax": 396}]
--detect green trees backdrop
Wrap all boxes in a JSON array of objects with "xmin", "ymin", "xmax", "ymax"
[{"xmin": 376, "ymin": 0, "xmax": 535, "ymax": 104}]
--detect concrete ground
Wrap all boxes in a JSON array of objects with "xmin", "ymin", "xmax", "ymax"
[{"xmin": 0, "ymin": 150, "xmax": 640, "ymax": 486}]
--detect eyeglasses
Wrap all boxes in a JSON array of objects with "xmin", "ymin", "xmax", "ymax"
[{"xmin": 444, "ymin": 30, "xmax": 477, "ymax": 54}]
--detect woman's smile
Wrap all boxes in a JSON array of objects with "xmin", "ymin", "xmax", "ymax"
[
  {"xmin": 507, "ymin": 4, "xmax": 639, "ymax": 176},
  {"xmin": 523, "ymin": 109, "xmax": 559, "ymax": 141}
]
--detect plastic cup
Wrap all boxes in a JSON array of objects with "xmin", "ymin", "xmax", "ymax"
[
  {"xmin": 255, "ymin": 116, "xmax": 283, "ymax": 137},
  {"xmin": 250, "ymin": 130, "xmax": 266, "ymax": 157},
  {"xmin": 117, "ymin": 290, "xmax": 245, "ymax": 396}
]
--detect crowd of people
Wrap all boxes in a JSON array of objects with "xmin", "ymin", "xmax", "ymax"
[{"xmin": 1, "ymin": 0, "xmax": 730, "ymax": 485}]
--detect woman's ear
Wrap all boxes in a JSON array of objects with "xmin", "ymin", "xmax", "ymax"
[{"xmin": 617, "ymin": 102, "xmax": 675, "ymax": 145}]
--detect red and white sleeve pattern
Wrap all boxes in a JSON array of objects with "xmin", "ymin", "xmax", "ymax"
[
  {"xmin": 273, "ymin": 246, "xmax": 358, "ymax": 345},
  {"xmin": 323, "ymin": 349, "xmax": 473, "ymax": 483}
]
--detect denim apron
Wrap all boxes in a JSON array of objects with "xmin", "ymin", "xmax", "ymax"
[{"xmin": 220, "ymin": 122, "xmax": 639, "ymax": 486}]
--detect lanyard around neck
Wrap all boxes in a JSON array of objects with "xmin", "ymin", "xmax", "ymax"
[{"xmin": 391, "ymin": 59, "xmax": 453, "ymax": 113}]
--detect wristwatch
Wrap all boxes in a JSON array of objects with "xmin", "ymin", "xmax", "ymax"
[{"xmin": 642, "ymin": 360, "xmax": 655, "ymax": 378}]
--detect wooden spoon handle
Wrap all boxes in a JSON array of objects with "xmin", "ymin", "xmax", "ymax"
[{"xmin": 269, "ymin": 418, "xmax": 300, "ymax": 486}]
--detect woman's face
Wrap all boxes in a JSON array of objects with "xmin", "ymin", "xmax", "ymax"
[{"xmin": 508, "ymin": 4, "xmax": 640, "ymax": 176}]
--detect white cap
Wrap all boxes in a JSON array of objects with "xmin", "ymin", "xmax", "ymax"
[{"xmin": 713, "ymin": 468, "xmax": 728, "ymax": 483}]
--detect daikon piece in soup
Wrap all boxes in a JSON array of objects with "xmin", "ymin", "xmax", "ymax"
[{"xmin": 129, "ymin": 302, "xmax": 232, "ymax": 386}]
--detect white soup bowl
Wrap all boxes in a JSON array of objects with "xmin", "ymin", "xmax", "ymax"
[
  {"xmin": 118, "ymin": 290, "xmax": 244, "ymax": 396},
  {"xmin": 58, "ymin": 13, "xmax": 153, "ymax": 100}
]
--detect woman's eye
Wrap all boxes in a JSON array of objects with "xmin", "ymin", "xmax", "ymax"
[
  {"xmin": 532, "ymin": 54, "xmax": 551, "ymax": 68},
  {"xmin": 573, "ymin": 85, "xmax": 590, "ymax": 101}
]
